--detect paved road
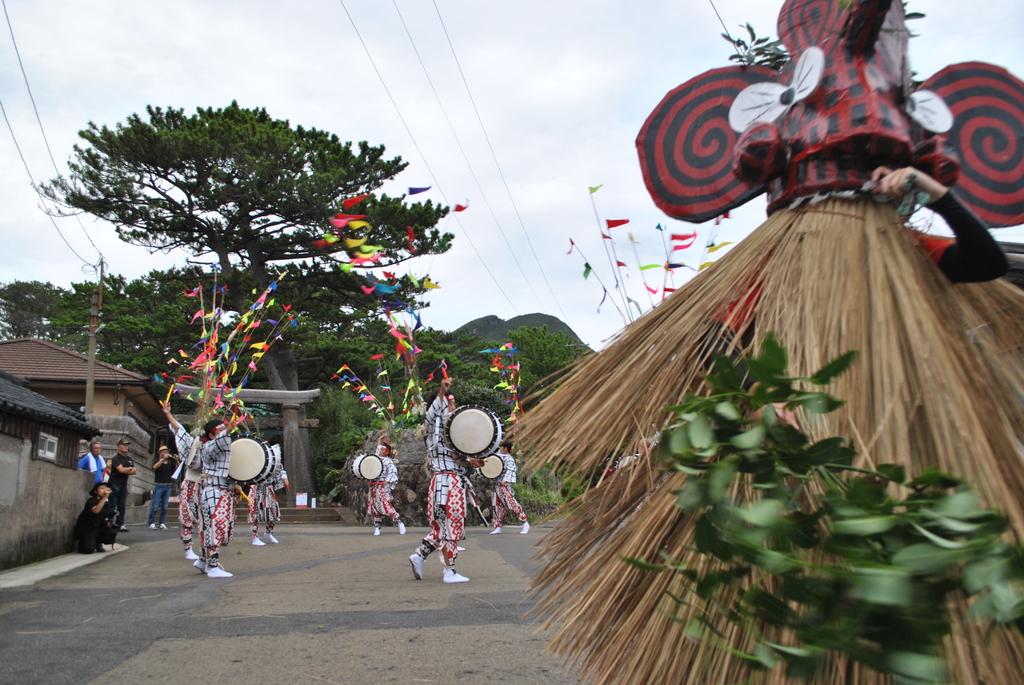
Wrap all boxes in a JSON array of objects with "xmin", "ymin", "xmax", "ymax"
[{"xmin": 0, "ymin": 524, "xmax": 576, "ymax": 685}]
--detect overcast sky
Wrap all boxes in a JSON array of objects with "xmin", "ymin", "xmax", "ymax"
[{"xmin": 2, "ymin": 0, "xmax": 1022, "ymax": 348}]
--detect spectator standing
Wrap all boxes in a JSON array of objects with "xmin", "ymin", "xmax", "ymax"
[
  {"xmin": 148, "ymin": 445, "xmax": 178, "ymax": 530},
  {"xmin": 73, "ymin": 482, "xmax": 119, "ymax": 553},
  {"xmin": 109, "ymin": 437, "xmax": 137, "ymax": 532},
  {"xmin": 76, "ymin": 439, "xmax": 106, "ymax": 485}
]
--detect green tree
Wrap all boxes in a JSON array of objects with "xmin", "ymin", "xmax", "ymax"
[
  {"xmin": 0, "ymin": 280, "xmax": 68, "ymax": 340},
  {"xmin": 43, "ymin": 102, "xmax": 453, "ymax": 393},
  {"xmin": 509, "ymin": 325, "xmax": 582, "ymax": 397}
]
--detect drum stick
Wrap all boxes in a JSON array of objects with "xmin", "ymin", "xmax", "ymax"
[
  {"xmin": 236, "ymin": 486, "xmax": 251, "ymax": 503},
  {"xmin": 163, "ymin": 383, "xmax": 175, "ymax": 405}
]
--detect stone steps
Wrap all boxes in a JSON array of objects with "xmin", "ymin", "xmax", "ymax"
[{"xmin": 233, "ymin": 506, "xmax": 356, "ymax": 524}]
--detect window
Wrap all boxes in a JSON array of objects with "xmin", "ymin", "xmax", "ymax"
[{"xmin": 37, "ymin": 432, "xmax": 59, "ymax": 462}]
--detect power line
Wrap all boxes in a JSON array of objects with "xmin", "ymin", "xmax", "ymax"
[
  {"xmin": 335, "ymin": 0, "xmax": 519, "ymax": 314},
  {"xmin": 707, "ymin": 0, "xmax": 735, "ymax": 41},
  {"xmin": 429, "ymin": 0, "xmax": 568, "ymax": 321},
  {"xmin": 0, "ymin": 95, "xmax": 92, "ymax": 267},
  {"xmin": 2, "ymin": 0, "xmax": 103, "ymax": 260},
  {"xmin": 389, "ymin": 0, "xmax": 544, "ymax": 310}
]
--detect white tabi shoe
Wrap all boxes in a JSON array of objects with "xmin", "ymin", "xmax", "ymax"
[
  {"xmin": 184, "ymin": 549, "xmax": 199, "ymax": 561},
  {"xmin": 251, "ymin": 537, "xmax": 267, "ymax": 546},
  {"xmin": 457, "ymin": 546, "xmax": 466, "ymax": 552},
  {"xmin": 372, "ymin": 526, "xmax": 381, "ymax": 536},
  {"xmin": 193, "ymin": 558, "xmax": 207, "ymax": 573},
  {"xmin": 489, "ymin": 527, "xmax": 503, "ymax": 535},
  {"xmin": 159, "ymin": 523, "xmax": 168, "ymax": 530},
  {"xmin": 443, "ymin": 568, "xmax": 470, "ymax": 584},
  {"xmin": 520, "ymin": 522, "xmax": 530, "ymax": 535},
  {"xmin": 266, "ymin": 533, "xmax": 279, "ymax": 544},
  {"xmin": 206, "ymin": 565, "xmax": 233, "ymax": 579},
  {"xmin": 398, "ymin": 522, "xmax": 406, "ymax": 535},
  {"xmin": 409, "ymin": 553, "xmax": 424, "ymax": 580}
]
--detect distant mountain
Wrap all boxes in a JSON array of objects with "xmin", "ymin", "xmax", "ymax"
[{"xmin": 455, "ymin": 313, "xmax": 586, "ymax": 347}]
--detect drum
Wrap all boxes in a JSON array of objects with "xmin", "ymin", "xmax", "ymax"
[
  {"xmin": 480, "ymin": 454, "xmax": 506, "ymax": 480},
  {"xmin": 229, "ymin": 437, "xmax": 275, "ymax": 484},
  {"xmin": 445, "ymin": 405, "xmax": 502, "ymax": 457},
  {"xmin": 351, "ymin": 453, "xmax": 385, "ymax": 481}
]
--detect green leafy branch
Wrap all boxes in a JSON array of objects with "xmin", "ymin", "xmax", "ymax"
[{"xmin": 630, "ymin": 335, "xmax": 1024, "ymax": 682}]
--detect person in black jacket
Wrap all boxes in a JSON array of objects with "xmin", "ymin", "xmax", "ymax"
[{"xmin": 74, "ymin": 482, "xmax": 119, "ymax": 554}]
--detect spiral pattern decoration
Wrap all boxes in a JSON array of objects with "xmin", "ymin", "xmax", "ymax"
[
  {"xmin": 636, "ymin": 66, "xmax": 777, "ymax": 223},
  {"xmin": 777, "ymin": 0, "xmax": 844, "ymax": 53},
  {"xmin": 923, "ymin": 62, "xmax": 1024, "ymax": 227}
]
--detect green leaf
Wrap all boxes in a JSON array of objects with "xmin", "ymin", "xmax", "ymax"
[
  {"xmin": 831, "ymin": 516, "xmax": 899, "ymax": 536},
  {"xmin": 757, "ymin": 549, "xmax": 797, "ymax": 573},
  {"xmin": 621, "ymin": 556, "xmax": 664, "ymax": 572},
  {"xmin": 892, "ymin": 543, "xmax": 965, "ymax": 573},
  {"xmin": 739, "ymin": 499, "xmax": 785, "ymax": 527},
  {"xmin": 849, "ymin": 568, "xmax": 913, "ymax": 607},
  {"xmin": 885, "ymin": 652, "xmax": 947, "ymax": 682},
  {"xmin": 708, "ymin": 459, "xmax": 738, "ymax": 501},
  {"xmin": 758, "ymin": 334, "xmax": 787, "ymax": 375},
  {"xmin": 687, "ymin": 415, "xmax": 714, "ymax": 450},
  {"xmin": 964, "ymin": 556, "xmax": 1010, "ymax": 594},
  {"xmin": 876, "ymin": 463, "xmax": 906, "ymax": 484},
  {"xmin": 714, "ymin": 401, "xmax": 742, "ymax": 421},
  {"xmin": 808, "ymin": 350, "xmax": 858, "ymax": 385},
  {"xmin": 910, "ymin": 522, "xmax": 968, "ymax": 550},
  {"xmin": 932, "ymin": 490, "xmax": 981, "ymax": 520},
  {"xmin": 684, "ymin": 618, "xmax": 704, "ymax": 640},
  {"xmin": 694, "ymin": 513, "xmax": 718, "ymax": 555},
  {"xmin": 677, "ymin": 480, "xmax": 705, "ymax": 510},
  {"xmin": 907, "ymin": 468, "xmax": 961, "ymax": 490},
  {"xmin": 731, "ymin": 424, "xmax": 766, "ymax": 450},
  {"xmin": 668, "ymin": 425, "xmax": 690, "ymax": 454}
]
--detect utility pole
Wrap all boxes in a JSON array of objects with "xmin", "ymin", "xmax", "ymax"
[{"xmin": 84, "ymin": 259, "xmax": 105, "ymax": 415}]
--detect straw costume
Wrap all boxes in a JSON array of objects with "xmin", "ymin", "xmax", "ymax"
[{"xmin": 518, "ymin": 2, "xmax": 1024, "ymax": 683}]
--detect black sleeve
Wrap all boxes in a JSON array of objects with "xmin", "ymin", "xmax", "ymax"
[{"xmin": 929, "ymin": 192, "xmax": 1009, "ymax": 283}]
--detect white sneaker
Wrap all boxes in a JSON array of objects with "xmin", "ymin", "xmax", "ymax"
[
  {"xmin": 520, "ymin": 522, "xmax": 530, "ymax": 535},
  {"xmin": 159, "ymin": 523, "xmax": 168, "ymax": 530},
  {"xmin": 457, "ymin": 546, "xmax": 466, "ymax": 552},
  {"xmin": 148, "ymin": 523, "xmax": 156, "ymax": 530},
  {"xmin": 489, "ymin": 527, "xmax": 503, "ymax": 535},
  {"xmin": 184, "ymin": 549, "xmax": 199, "ymax": 561},
  {"xmin": 443, "ymin": 568, "xmax": 470, "ymax": 584},
  {"xmin": 409, "ymin": 553, "xmax": 424, "ymax": 580},
  {"xmin": 373, "ymin": 526, "xmax": 381, "ymax": 536},
  {"xmin": 206, "ymin": 565, "xmax": 233, "ymax": 579},
  {"xmin": 251, "ymin": 537, "xmax": 266, "ymax": 546},
  {"xmin": 193, "ymin": 559, "xmax": 207, "ymax": 573},
  {"xmin": 398, "ymin": 522, "xmax": 406, "ymax": 535},
  {"xmin": 266, "ymin": 533, "xmax": 279, "ymax": 544}
]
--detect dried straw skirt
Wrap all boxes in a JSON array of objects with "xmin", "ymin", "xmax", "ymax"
[{"xmin": 520, "ymin": 198, "xmax": 1024, "ymax": 684}]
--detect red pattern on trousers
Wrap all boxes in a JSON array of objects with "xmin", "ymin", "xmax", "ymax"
[
  {"xmin": 425, "ymin": 473, "xmax": 466, "ymax": 562},
  {"xmin": 179, "ymin": 479, "xmax": 202, "ymax": 548},
  {"xmin": 493, "ymin": 482, "xmax": 527, "ymax": 527},
  {"xmin": 201, "ymin": 485, "xmax": 236, "ymax": 559},
  {"xmin": 367, "ymin": 482, "xmax": 400, "ymax": 525},
  {"xmin": 248, "ymin": 483, "xmax": 279, "ymax": 537}
]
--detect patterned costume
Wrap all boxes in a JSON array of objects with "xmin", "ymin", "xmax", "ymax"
[
  {"xmin": 247, "ymin": 474, "xmax": 281, "ymax": 540},
  {"xmin": 367, "ymin": 452, "xmax": 401, "ymax": 528},
  {"xmin": 491, "ymin": 451, "xmax": 527, "ymax": 529},
  {"xmin": 413, "ymin": 393, "xmax": 466, "ymax": 565},
  {"xmin": 178, "ymin": 426, "xmax": 236, "ymax": 570},
  {"xmin": 171, "ymin": 425, "xmax": 204, "ymax": 558}
]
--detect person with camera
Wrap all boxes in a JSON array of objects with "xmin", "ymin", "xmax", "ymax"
[
  {"xmin": 148, "ymin": 446, "xmax": 179, "ymax": 530},
  {"xmin": 73, "ymin": 482, "xmax": 119, "ymax": 554}
]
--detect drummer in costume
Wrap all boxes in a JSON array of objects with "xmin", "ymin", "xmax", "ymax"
[
  {"xmin": 162, "ymin": 404, "xmax": 237, "ymax": 579},
  {"xmin": 249, "ymin": 450, "xmax": 286, "ymax": 546},
  {"xmin": 518, "ymin": 2, "xmax": 1024, "ymax": 683},
  {"xmin": 369, "ymin": 436, "xmax": 405, "ymax": 536},
  {"xmin": 488, "ymin": 441, "xmax": 529, "ymax": 535},
  {"xmin": 408, "ymin": 379, "xmax": 483, "ymax": 584},
  {"xmin": 164, "ymin": 403, "xmax": 203, "ymax": 562}
]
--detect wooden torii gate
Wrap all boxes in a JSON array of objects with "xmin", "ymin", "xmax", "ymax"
[{"xmin": 178, "ymin": 385, "xmax": 320, "ymax": 502}]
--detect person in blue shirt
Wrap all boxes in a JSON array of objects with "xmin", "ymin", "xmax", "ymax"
[{"xmin": 76, "ymin": 439, "xmax": 106, "ymax": 485}]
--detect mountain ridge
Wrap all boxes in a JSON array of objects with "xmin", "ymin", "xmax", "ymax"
[{"xmin": 454, "ymin": 313, "xmax": 586, "ymax": 346}]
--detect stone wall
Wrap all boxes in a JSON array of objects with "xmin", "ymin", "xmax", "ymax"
[
  {"xmin": 87, "ymin": 414, "xmax": 156, "ymax": 521},
  {"xmin": 0, "ymin": 432, "xmax": 94, "ymax": 570},
  {"xmin": 336, "ymin": 427, "xmax": 496, "ymax": 528}
]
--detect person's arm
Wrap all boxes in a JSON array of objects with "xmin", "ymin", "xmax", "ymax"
[
  {"xmin": 89, "ymin": 495, "xmax": 108, "ymax": 514},
  {"xmin": 872, "ymin": 166, "xmax": 1008, "ymax": 283},
  {"xmin": 115, "ymin": 461, "xmax": 132, "ymax": 475}
]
